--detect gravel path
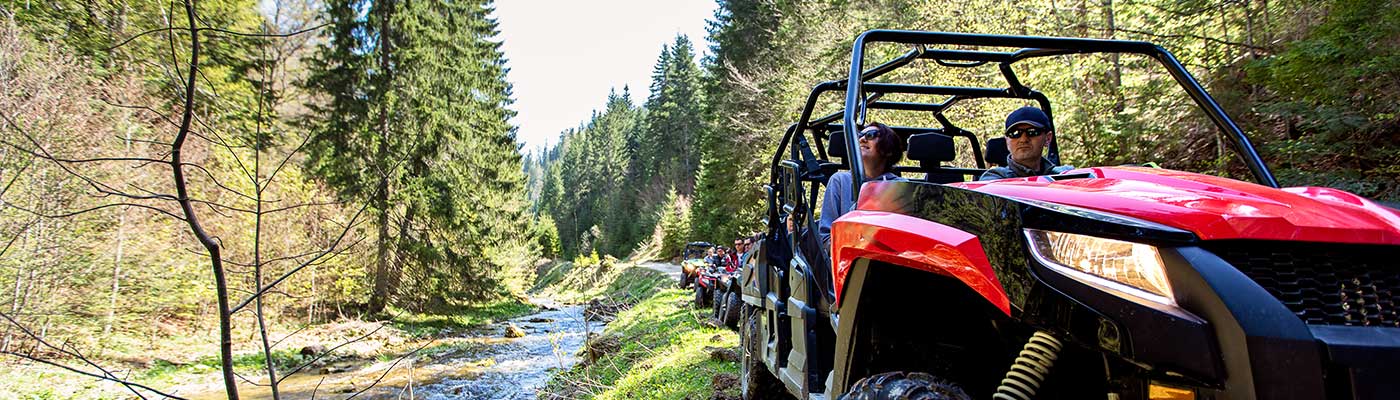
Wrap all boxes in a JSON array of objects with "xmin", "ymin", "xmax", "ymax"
[{"xmin": 638, "ymin": 261, "xmax": 681, "ymax": 281}]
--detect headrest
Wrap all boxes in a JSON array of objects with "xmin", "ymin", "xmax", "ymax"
[
  {"xmin": 906, "ymin": 132, "xmax": 955, "ymax": 163},
  {"xmin": 826, "ymin": 131, "xmax": 846, "ymax": 159},
  {"xmin": 985, "ymin": 137, "xmax": 1009, "ymax": 167}
]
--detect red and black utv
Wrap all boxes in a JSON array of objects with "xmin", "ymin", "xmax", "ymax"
[
  {"xmin": 739, "ymin": 30, "xmax": 1400, "ymax": 400},
  {"xmin": 697, "ymin": 246, "xmax": 740, "ymax": 311}
]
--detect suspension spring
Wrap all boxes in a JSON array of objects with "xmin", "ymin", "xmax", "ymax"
[{"xmin": 992, "ymin": 330, "xmax": 1064, "ymax": 400}]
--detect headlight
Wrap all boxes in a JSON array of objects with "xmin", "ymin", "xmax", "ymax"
[{"xmin": 1024, "ymin": 229, "xmax": 1175, "ymax": 306}]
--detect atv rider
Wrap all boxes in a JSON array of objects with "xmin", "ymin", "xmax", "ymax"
[
  {"xmin": 819, "ymin": 122, "xmax": 905, "ymax": 247},
  {"xmin": 980, "ymin": 106, "xmax": 1074, "ymax": 180}
]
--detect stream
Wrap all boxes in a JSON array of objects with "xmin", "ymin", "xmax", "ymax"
[
  {"xmin": 182, "ymin": 298, "xmax": 599, "ymax": 400},
  {"xmin": 412, "ymin": 299, "xmax": 597, "ymax": 399}
]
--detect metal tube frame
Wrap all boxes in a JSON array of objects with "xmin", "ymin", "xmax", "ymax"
[{"xmin": 835, "ymin": 30, "xmax": 1279, "ymax": 201}]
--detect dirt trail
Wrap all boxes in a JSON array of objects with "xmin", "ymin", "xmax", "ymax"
[{"xmin": 638, "ymin": 261, "xmax": 681, "ymax": 281}]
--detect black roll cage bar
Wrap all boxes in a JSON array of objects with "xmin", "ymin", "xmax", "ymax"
[{"xmin": 768, "ymin": 30, "xmax": 1279, "ymax": 204}]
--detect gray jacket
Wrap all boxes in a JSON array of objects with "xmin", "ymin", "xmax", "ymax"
[
  {"xmin": 819, "ymin": 171, "xmax": 900, "ymax": 247},
  {"xmin": 979, "ymin": 156, "xmax": 1074, "ymax": 180}
]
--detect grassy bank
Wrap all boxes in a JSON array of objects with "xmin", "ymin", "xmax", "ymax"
[
  {"xmin": 530, "ymin": 255, "xmax": 672, "ymax": 304},
  {"xmin": 529, "ymin": 255, "xmax": 741, "ymax": 399},
  {"xmin": 544, "ymin": 289, "xmax": 740, "ymax": 399}
]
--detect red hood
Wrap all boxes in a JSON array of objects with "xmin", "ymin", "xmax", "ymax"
[{"xmin": 951, "ymin": 167, "xmax": 1400, "ymax": 245}]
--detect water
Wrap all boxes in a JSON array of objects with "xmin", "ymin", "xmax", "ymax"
[
  {"xmin": 413, "ymin": 300, "xmax": 597, "ymax": 399},
  {"xmin": 179, "ymin": 299, "xmax": 600, "ymax": 400}
]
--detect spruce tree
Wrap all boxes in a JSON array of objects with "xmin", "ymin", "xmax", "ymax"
[{"xmin": 304, "ymin": 0, "xmax": 528, "ymax": 312}]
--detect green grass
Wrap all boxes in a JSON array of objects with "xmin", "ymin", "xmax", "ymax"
[
  {"xmin": 543, "ymin": 289, "xmax": 740, "ymax": 399},
  {"xmin": 531, "ymin": 258, "xmax": 672, "ymax": 304},
  {"xmin": 139, "ymin": 348, "xmax": 302, "ymax": 382},
  {"xmin": 388, "ymin": 298, "xmax": 537, "ymax": 337},
  {"xmin": 532, "ymin": 261, "xmax": 574, "ymax": 292}
]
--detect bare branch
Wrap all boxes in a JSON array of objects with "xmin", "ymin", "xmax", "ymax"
[
  {"xmin": 0, "ymin": 311, "xmax": 182, "ymax": 399},
  {"xmin": 2, "ymin": 200, "xmax": 186, "ymax": 222},
  {"xmin": 1090, "ymin": 26, "xmax": 1269, "ymax": 52},
  {"xmin": 276, "ymin": 309, "xmax": 406, "ymax": 384},
  {"xmin": 181, "ymin": 162, "xmax": 258, "ymax": 203},
  {"xmin": 230, "ymin": 202, "xmax": 371, "ymax": 314},
  {"xmin": 344, "ymin": 340, "xmax": 435, "ymax": 400},
  {"xmin": 107, "ymin": 23, "xmax": 329, "ymax": 52}
]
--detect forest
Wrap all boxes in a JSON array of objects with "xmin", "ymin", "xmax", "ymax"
[
  {"xmin": 0, "ymin": 0, "xmax": 1397, "ymax": 398},
  {"xmin": 535, "ymin": 0, "xmax": 1400, "ymax": 260}
]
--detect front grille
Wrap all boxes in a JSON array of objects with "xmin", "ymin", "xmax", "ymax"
[{"xmin": 1205, "ymin": 241, "xmax": 1400, "ymax": 328}]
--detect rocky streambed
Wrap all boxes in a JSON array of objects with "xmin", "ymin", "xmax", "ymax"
[{"xmin": 181, "ymin": 298, "xmax": 601, "ymax": 400}]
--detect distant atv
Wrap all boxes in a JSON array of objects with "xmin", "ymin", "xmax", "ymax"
[
  {"xmin": 678, "ymin": 241, "xmax": 712, "ymax": 289},
  {"xmin": 739, "ymin": 30, "xmax": 1400, "ymax": 400},
  {"xmin": 693, "ymin": 263, "xmax": 721, "ymax": 309}
]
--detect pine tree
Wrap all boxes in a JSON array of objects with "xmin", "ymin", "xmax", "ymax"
[
  {"xmin": 304, "ymin": 0, "xmax": 528, "ymax": 312},
  {"xmin": 640, "ymin": 35, "xmax": 706, "ymax": 195}
]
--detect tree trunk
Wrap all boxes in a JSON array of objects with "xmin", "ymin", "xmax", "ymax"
[
  {"xmin": 1103, "ymin": 0, "xmax": 1123, "ymax": 112},
  {"xmin": 169, "ymin": 1, "xmax": 238, "ymax": 397},
  {"xmin": 367, "ymin": 0, "xmax": 396, "ymax": 316},
  {"xmin": 102, "ymin": 124, "xmax": 133, "ymax": 339},
  {"xmin": 369, "ymin": 176, "xmax": 390, "ymax": 315}
]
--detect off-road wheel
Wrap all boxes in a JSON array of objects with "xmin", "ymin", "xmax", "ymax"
[
  {"xmin": 678, "ymin": 273, "xmax": 692, "ymax": 289},
  {"xmin": 722, "ymin": 291, "xmax": 741, "ymax": 329},
  {"xmin": 840, "ymin": 371, "xmax": 970, "ymax": 400},
  {"xmin": 712, "ymin": 285, "xmax": 726, "ymax": 320},
  {"xmin": 694, "ymin": 284, "xmax": 708, "ymax": 309},
  {"xmin": 740, "ymin": 306, "xmax": 786, "ymax": 399}
]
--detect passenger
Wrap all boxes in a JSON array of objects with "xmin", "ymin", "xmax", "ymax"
[
  {"xmin": 737, "ymin": 237, "xmax": 753, "ymax": 266},
  {"xmin": 979, "ymin": 106, "xmax": 1074, "ymax": 180},
  {"xmin": 724, "ymin": 245, "xmax": 738, "ymax": 271},
  {"xmin": 704, "ymin": 248, "xmax": 720, "ymax": 268},
  {"xmin": 819, "ymin": 122, "xmax": 904, "ymax": 247}
]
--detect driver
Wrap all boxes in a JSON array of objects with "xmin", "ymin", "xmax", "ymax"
[{"xmin": 980, "ymin": 106, "xmax": 1074, "ymax": 180}]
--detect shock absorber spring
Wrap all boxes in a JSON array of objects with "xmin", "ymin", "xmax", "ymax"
[{"xmin": 992, "ymin": 330, "xmax": 1063, "ymax": 400}]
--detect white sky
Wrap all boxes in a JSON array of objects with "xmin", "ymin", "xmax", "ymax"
[{"xmin": 494, "ymin": 0, "xmax": 719, "ymax": 154}]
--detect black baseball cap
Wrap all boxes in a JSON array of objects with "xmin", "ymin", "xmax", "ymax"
[{"xmin": 1004, "ymin": 106, "xmax": 1052, "ymax": 134}]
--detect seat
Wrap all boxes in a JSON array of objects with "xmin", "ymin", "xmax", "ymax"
[
  {"xmin": 906, "ymin": 132, "xmax": 964, "ymax": 184},
  {"xmin": 985, "ymin": 137, "xmax": 1009, "ymax": 167},
  {"xmin": 826, "ymin": 130, "xmax": 847, "ymax": 159}
]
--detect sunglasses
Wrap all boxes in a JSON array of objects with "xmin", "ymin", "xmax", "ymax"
[
  {"xmin": 1005, "ymin": 127, "xmax": 1047, "ymax": 139},
  {"xmin": 858, "ymin": 126, "xmax": 881, "ymax": 140}
]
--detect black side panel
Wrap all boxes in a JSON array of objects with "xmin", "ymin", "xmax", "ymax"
[{"xmin": 831, "ymin": 259, "xmax": 872, "ymax": 395}]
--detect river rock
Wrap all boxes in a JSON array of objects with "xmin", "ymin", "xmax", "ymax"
[
  {"xmin": 300, "ymin": 345, "xmax": 327, "ymax": 357},
  {"xmin": 527, "ymin": 317, "xmax": 553, "ymax": 323},
  {"xmin": 320, "ymin": 364, "xmax": 351, "ymax": 375},
  {"xmin": 504, "ymin": 323, "xmax": 527, "ymax": 338}
]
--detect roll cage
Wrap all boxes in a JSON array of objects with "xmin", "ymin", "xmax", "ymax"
[
  {"xmin": 683, "ymin": 242, "xmax": 714, "ymax": 258},
  {"xmin": 767, "ymin": 30, "xmax": 1279, "ymax": 204}
]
